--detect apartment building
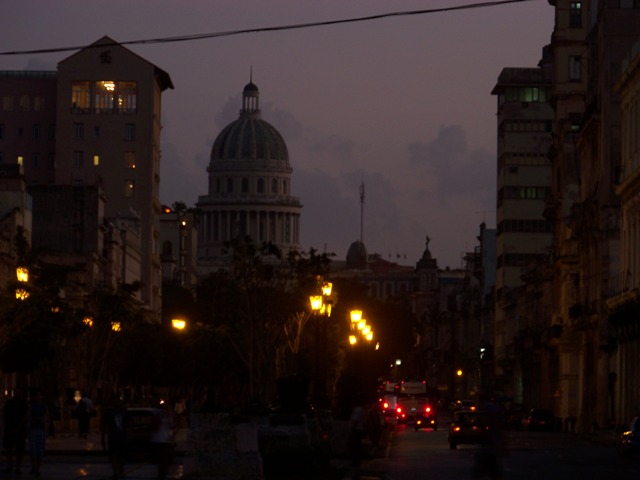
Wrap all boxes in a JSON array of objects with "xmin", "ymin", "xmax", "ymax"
[
  {"xmin": 0, "ymin": 36, "xmax": 174, "ymax": 317},
  {"xmin": 491, "ymin": 49, "xmax": 554, "ymax": 401}
]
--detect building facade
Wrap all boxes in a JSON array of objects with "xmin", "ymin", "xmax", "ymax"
[
  {"xmin": 0, "ymin": 36, "xmax": 174, "ymax": 317},
  {"xmin": 491, "ymin": 51, "xmax": 554, "ymax": 401}
]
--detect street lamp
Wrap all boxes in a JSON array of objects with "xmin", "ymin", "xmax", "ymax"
[
  {"xmin": 15, "ymin": 266, "xmax": 29, "ymax": 300},
  {"xmin": 171, "ymin": 317, "xmax": 187, "ymax": 331}
]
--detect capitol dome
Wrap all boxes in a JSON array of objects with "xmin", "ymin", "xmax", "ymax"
[
  {"xmin": 209, "ymin": 81, "xmax": 289, "ymax": 168},
  {"xmin": 196, "ymin": 79, "xmax": 302, "ymax": 273}
]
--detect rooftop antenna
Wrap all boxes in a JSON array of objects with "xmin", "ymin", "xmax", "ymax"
[{"xmin": 359, "ymin": 181, "xmax": 365, "ymax": 244}]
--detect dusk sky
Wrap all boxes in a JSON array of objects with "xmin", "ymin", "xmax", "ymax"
[{"xmin": 1, "ymin": 0, "xmax": 554, "ymax": 269}]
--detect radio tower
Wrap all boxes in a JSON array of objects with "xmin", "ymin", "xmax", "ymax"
[{"xmin": 360, "ymin": 181, "xmax": 365, "ymax": 244}]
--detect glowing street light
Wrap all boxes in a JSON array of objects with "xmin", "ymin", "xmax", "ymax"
[
  {"xmin": 172, "ymin": 318, "xmax": 187, "ymax": 330},
  {"xmin": 309, "ymin": 295, "xmax": 323, "ymax": 312},
  {"xmin": 350, "ymin": 309, "xmax": 362, "ymax": 324},
  {"xmin": 16, "ymin": 267, "xmax": 29, "ymax": 283}
]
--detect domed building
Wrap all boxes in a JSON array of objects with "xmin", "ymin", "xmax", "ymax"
[{"xmin": 197, "ymin": 80, "xmax": 302, "ymax": 272}]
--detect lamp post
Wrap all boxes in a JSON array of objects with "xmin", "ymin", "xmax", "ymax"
[
  {"xmin": 309, "ymin": 280, "xmax": 333, "ymax": 407},
  {"xmin": 15, "ymin": 266, "xmax": 29, "ymax": 300}
]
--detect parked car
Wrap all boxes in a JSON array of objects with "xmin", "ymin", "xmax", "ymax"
[
  {"xmin": 522, "ymin": 408, "xmax": 555, "ymax": 432},
  {"xmin": 258, "ymin": 412, "xmax": 331, "ymax": 473},
  {"xmin": 414, "ymin": 404, "xmax": 438, "ymax": 431},
  {"xmin": 126, "ymin": 407, "xmax": 175, "ymax": 462},
  {"xmin": 618, "ymin": 416, "xmax": 640, "ymax": 458},
  {"xmin": 448, "ymin": 410, "xmax": 487, "ymax": 449}
]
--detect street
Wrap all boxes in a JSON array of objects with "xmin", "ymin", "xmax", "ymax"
[
  {"xmin": 357, "ymin": 420, "xmax": 640, "ymax": 480},
  {"xmin": 5, "ymin": 417, "xmax": 640, "ymax": 480}
]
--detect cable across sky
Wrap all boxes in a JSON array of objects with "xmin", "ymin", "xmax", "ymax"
[{"xmin": 0, "ymin": 0, "xmax": 534, "ymax": 56}]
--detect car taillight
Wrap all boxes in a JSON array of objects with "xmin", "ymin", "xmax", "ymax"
[
  {"xmin": 454, "ymin": 426, "xmax": 461, "ymax": 432},
  {"xmin": 396, "ymin": 406, "xmax": 403, "ymax": 414},
  {"xmin": 425, "ymin": 406, "xmax": 431, "ymax": 413}
]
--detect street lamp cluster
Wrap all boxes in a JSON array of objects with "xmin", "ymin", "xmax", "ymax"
[{"xmin": 349, "ymin": 308, "xmax": 374, "ymax": 346}]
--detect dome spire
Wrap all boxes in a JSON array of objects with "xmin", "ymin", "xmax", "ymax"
[{"xmin": 242, "ymin": 69, "xmax": 260, "ymax": 117}]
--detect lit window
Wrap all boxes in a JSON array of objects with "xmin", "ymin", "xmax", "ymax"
[
  {"xmin": 95, "ymin": 80, "xmax": 115, "ymax": 113},
  {"xmin": 569, "ymin": 2, "xmax": 582, "ymax": 28},
  {"xmin": 117, "ymin": 82, "xmax": 137, "ymax": 113},
  {"xmin": 17, "ymin": 155, "xmax": 23, "ymax": 166},
  {"xmin": 125, "ymin": 180, "xmax": 135, "ymax": 197},
  {"xmin": 71, "ymin": 81, "xmax": 90, "ymax": 112},
  {"xmin": 125, "ymin": 151, "xmax": 136, "ymax": 168},
  {"xmin": 93, "ymin": 155, "xmax": 100, "ymax": 166}
]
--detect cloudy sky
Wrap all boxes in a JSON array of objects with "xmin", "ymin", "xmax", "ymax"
[{"xmin": 1, "ymin": 0, "xmax": 553, "ymax": 269}]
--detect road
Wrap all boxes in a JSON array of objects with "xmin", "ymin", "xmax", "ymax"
[{"xmin": 358, "ymin": 421, "xmax": 640, "ymax": 480}]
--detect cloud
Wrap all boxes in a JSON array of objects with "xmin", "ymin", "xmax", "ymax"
[{"xmin": 407, "ymin": 124, "xmax": 495, "ymax": 206}]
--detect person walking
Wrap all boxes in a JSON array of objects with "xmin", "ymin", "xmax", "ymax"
[
  {"xmin": 2, "ymin": 388, "xmax": 29, "ymax": 475},
  {"xmin": 347, "ymin": 403, "xmax": 367, "ymax": 480},
  {"xmin": 101, "ymin": 395, "xmax": 130, "ymax": 480},
  {"xmin": 28, "ymin": 390, "xmax": 48, "ymax": 477},
  {"xmin": 76, "ymin": 393, "xmax": 94, "ymax": 438}
]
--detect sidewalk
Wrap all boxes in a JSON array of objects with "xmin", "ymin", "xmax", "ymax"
[{"xmin": 45, "ymin": 427, "xmax": 190, "ymax": 456}]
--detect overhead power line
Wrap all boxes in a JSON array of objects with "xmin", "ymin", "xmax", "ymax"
[{"xmin": 0, "ymin": 0, "xmax": 533, "ymax": 56}]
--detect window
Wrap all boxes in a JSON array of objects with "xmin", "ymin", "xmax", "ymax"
[
  {"xmin": 32, "ymin": 153, "xmax": 39, "ymax": 168},
  {"xmin": 0, "ymin": 124, "xmax": 4, "ymax": 140},
  {"xmin": 125, "ymin": 123, "xmax": 135, "ymax": 141},
  {"xmin": 73, "ymin": 151, "xmax": 84, "ymax": 167},
  {"xmin": 17, "ymin": 128, "xmax": 23, "ymax": 138},
  {"xmin": 48, "ymin": 125, "xmax": 56, "ymax": 141},
  {"xmin": 94, "ymin": 126, "xmax": 100, "ymax": 137},
  {"xmin": 117, "ymin": 81, "xmax": 137, "ymax": 113},
  {"xmin": 33, "ymin": 125, "xmax": 40, "ymax": 140},
  {"xmin": 34, "ymin": 96, "xmax": 44, "ymax": 111},
  {"xmin": 242, "ymin": 178, "xmax": 249, "ymax": 193},
  {"xmin": 569, "ymin": 56, "xmax": 582, "ymax": 81},
  {"xmin": 2, "ymin": 96, "xmax": 13, "ymax": 111},
  {"xmin": 93, "ymin": 155, "xmax": 100, "ymax": 166},
  {"xmin": 215, "ymin": 178, "xmax": 221, "ymax": 194},
  {"xmin": 271, "ymin": 179, "xmax": 278, "ymax": 194},
  {"xmin": 74, "ymin": 123, "xmax": 84, "ymax": 140},
  {"xmin": 19, "ymin": 95, "xmax": 29, "ymax": 111},
  {"xmin": 257, "ymin": 178, "xmax": 264, "ymax": 193},
  {"xmin": 125, "ymin": 151, "xmax": 136, "ymax": 168},
  {"xmin": 94, "ymin": 80, "xmax": 115, "ymax": 113},
  {"xmin": 227, "ymin": 178, "xmax": 234, "ymax": 193},
  {"xmin": 618, "ymin": 0, "xmax": 640, "ymax": 8},
  {"xmin": 71, "ymin": 81, "xmax": 90, "ymax": 112},
  {"xmin": 569, "ymin": 2, "xmax": 582, "ymax": 28},
  {"xmin": 17, "ymin": 155, "xmax": 23, "ymax": 166},
  {"xmin": 125, "ymin": 180, "xmax": 135, "ymax": 197}
]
